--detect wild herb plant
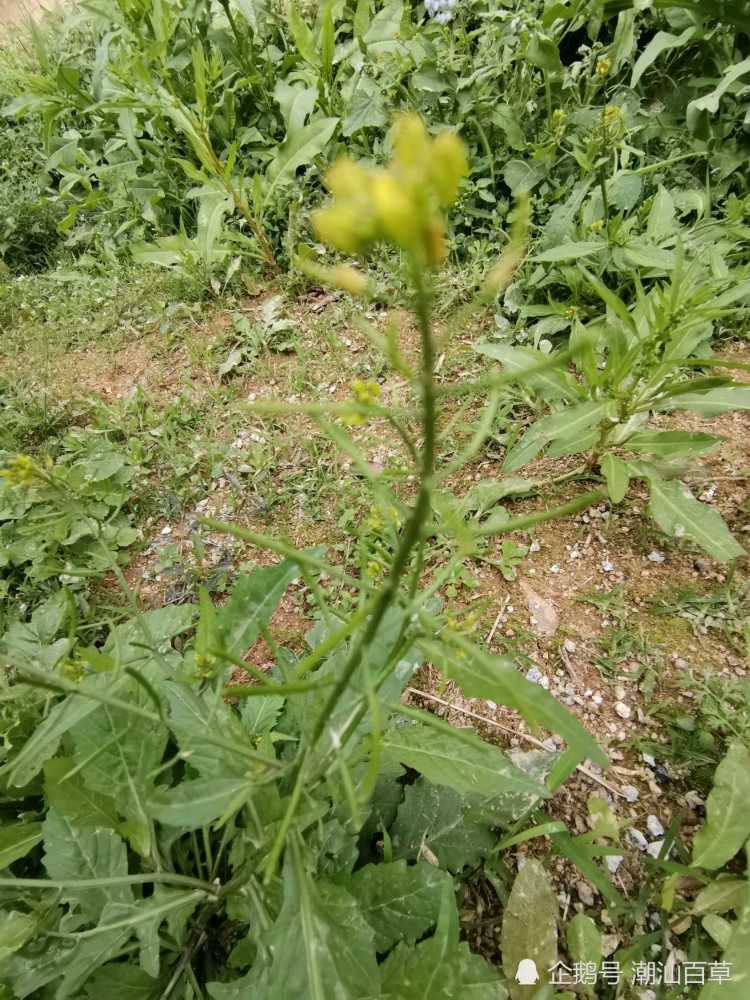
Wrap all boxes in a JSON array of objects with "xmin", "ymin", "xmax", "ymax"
[{"xmin": 0, "ymin": 116, "xmax": 613, "ymax": 998}]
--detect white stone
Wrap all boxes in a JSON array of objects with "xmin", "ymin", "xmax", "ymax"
[
  {"xmin": 647, "ymin": 815, "xmax": 665, "ymax": 839},
  {"xmin": 614, "ymin": 701, "xmax": 631, "ymax": 720}
]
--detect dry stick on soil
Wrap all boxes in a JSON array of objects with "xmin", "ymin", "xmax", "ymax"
[{"xmin": 405, "ymin": 686, "xmax": 625, "ymax": 799}]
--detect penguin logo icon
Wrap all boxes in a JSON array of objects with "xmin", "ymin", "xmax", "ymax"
[{"xmin": 515, "ymin": 959, "xmax": 540, "ymax": 985}]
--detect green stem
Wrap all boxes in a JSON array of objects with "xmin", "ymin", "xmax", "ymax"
[
  {"xmin": 478, "ymin": 488, "xmax": 607, "ymax": 537},
  {"xmin": 0, "ymin": 873, "xmax": 219, "ymax": 895}
]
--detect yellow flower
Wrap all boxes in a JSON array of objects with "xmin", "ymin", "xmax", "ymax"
[
  {"xmin": 351, "ymin": 379, "xmax": 381, "ymax": 405},
  {"xmin": 596, "ymin": 56, "xmax": 611, "ymax": 78},
  {"xmin": 312, "ymin": 114, "xmax": 468, "ymax": 267},
  {"xmin": 0, "ymin": 454, "xmax": 38, "ymax": 486}
]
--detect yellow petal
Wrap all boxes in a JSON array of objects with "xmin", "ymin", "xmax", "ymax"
[
  {"xmin": 325, "ymin": 157, "xmax": 370, "ymax": 199},
  {"xmin": 429, "ymin": 131, "xmax": 468, "ymax": 206},
  {"xmin": 392, "ymin": 113, "xmax": 430, "ymax": 170},
  {"xmin": 371, "ymin": 172, "xmax": 420, "ymax": 248},
  {"xmin": 312, "ymin": 205, "xmax": 364, "ymax": 254}
]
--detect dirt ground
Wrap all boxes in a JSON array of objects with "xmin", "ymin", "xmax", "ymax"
[{"xmin": 0, "ymin": 0, "xmax": 66, "ymax": 32}]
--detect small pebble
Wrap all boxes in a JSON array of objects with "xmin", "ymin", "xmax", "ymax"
[
  {"xmin": 525, "ymin": 666, "xmax": 549, "ymax": 689},
  {"xmin": 622, "ymin": 785, "xmax": 639, "ymax": 803},
  {"xmin": 549, "ymin": 563, "xmax": 561, "ymax": 574},
  {"xmin": 563, "ymin": 638, "xmax": 577, "ymax": 653},
  {"xmin": 627, "ymin": 827, "xmax": 648, "ymax": 850},
  {"xmin": 577, "ymin": 881, "xmax": 595, "ymax": 907},
  {"xmin": 601, "ymin": 560, "xmax": 614, "ymax": 573},
  {"xmin": 647, "ymin": 840, "xmax": 666, "ymax": 859},
  {"xmin": 530, "ymin": 541, "xmax": 541, "ymax": 553},
  {"xmin": 605, "ymin": 854, "xmax": 624, "ymax": 874},
  {"xmin": 647, "ymin": 550, "xmax": 665, "ymax": 563},
  {"xmin": 647, "ymin": 815, "xmax": 665, "ymax": 839},
  {"xmin": 614, "ymin": 701, "xmax": 631, "ymax": 720}
]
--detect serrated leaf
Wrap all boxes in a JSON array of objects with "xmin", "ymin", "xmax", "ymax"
[
  {"xmin": 383, "ymin": 719, "xmax": 548, "ymax": 801},
  {"xmin": 692, "ymin": 744, "xmax": 750, "ymax": 870},
  {"xmin": 648, "ymin": 479, "xmax": 744, "ymax": 563},
  {"xmin": 44, "ymin": 759, "xmax": 120, "ymax": 831},
  {"xmin": 600, "ymin": 454, "xmax": 630, "ymax": 503},
  {"xmin": 4, "ymin": 674, "xmax": 127, "ymax": 788},
  {"xmin": 228, "ymin": 848, "xmax": 378, "ymax": 999},
  {"xmin": 390, "ymin": 779, "xmax": 497, "ymax": 871},
  {"xmin": 0, "ymin": 822, "xmax": 42, "ymax": 869},
  {"xmin": 345, "ymin": 859, "xmax": 451, "ymax": 951},
  {"xmin": 381, "ymin": 883, "xmax": 505, "ymax": 999},
  {"xmin": 42, "ymin": 808, "xmax": 131, "ymax": 921},
  {"xmin": 70, "ymin": 686, "xmax": 167, "ymax": 857},
  {"xmin": 265, "ymin": 117, "xmax": 339, "ymax": 201},
  {"xmin": 163, "ymin": 682, "xmax": 249, "ymax": 779},
  {"xmin": 501, "ymin": 859, "xmax": 558, "ymax": 999}
]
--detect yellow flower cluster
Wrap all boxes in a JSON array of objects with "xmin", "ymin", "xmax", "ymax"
[
  {"xmin": 0, "ymin": 454, "xmax": 40, "ymax": 486},
  {"xmin": 596, "ymin": 56, "xmax": 611, "ymax": 78},
  {"xmin": 351, "ymin": 379, "xmax": 381, "ymax": 406},
  {"xmin": 312, "ymin": 114, "xmax": 468, "ymax": 266}
]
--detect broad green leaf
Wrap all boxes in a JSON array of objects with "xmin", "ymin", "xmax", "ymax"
[
  {"xmin": 233, "ymin": 849, "xmax": 378, "ymax": 999},
  {"xmin": 687, "ymin": 57, "xmax": 750, "ymax": 135},
  {"xmin": 702, "ymin": 914, "xmax": 733, "ymax": 950},
  {"xmin": 218, "ymin": 561, "xmax": 299, "ymax": 658},
  {"xmin": 265, "ymin": 117, "xmax": 339, "ymax": 202},
  {"xmin": 70, "ymin": 685, "xmax": 167, "ymax": 857},
  {"xmin": 147, "ymin": 777, "xmax": 252, "ymax": 828},
  {"xmin": 693, "ymin": 744, "xmax": 750, "ymax": 870},
  {"xmin": 58, "ymin": 906, "xmax": 132, "ymax": 998},
  {"xmin": 381, "ymin": 883, "xmax": 506, "ymax": 999},
  {"xmin": 694, "ymin": 877, "xmax": 748, "ymax": 916},
  {"xmin": 648, "ymin": 479, "xmax": 744, "ymax": 563},
  {"xmin": 534, "ymin": 241, "xmax": 605, "ymax": 263},
  {"xmin": 163, "ymin": 682, "xmax": 249, "ymax": 779},
  {"xmin": 501, "ymin": 859, "xmax": 558, "ymax": 999},
  {"xmin": 363, "ymin": 0, "xmax": 403, "ymax": 51},
  {"xmin": 623, "ymin": 241, "xmax": 675, "ymax": 271},
  {"xmin": 503, "ymin": 159, "xmax": 549, "ymax": 195},
  {"xmin": 84, "ymin": 964, "xmax": 160, "ymax": 1000},
  {"xmin": 699, "ymin": 869, "xmax": 750, "ymax": 1000},
  {"xmin": 474, "ymin": 344, "xmax": 577, "ymax": 401},
  {"xmin": 382, "ymin": 719, "xmax": 548, "ymax": 801},
  {"xmin": 601, "ymin": 453, "xmax": 630, "ymax": 503},
  {"xmin": 42, "ymin": 808, "xmax": 131, "ymax": 921},
  {"xmin": 658, "ymin": 387, "xmax": 750, "ymax": 417},
  {"xmin": 0, "ymin": 910, "xmax": 36, "ymax": 961},
  {"xmin": 0, "ymin": 822, "xmax": 42, "ymax": 869},
  {"xmin": 44, "ymin": 759, "xmax": 120, "ymax": 832},
  {"xmin": 4, "ymin": 674, "xmax": 127, "ymax": 788},
  {"xmin": 421, "ymin": 638, "xmax": 606, "ymax": 768},
  {"xmin": 647, "ymin": 185, "xmax": 677, "ymax": 241},
  {"xmin": 567, "ymin": 913, "xmax": 601, "ymax": 969},
  {"xmin": 345, "ymin": 859, "xmax": 450, "ymax": 951},
  {"xmin": 273, "ymin": 79, "xmax": 316, "ymax": 133},
  {"xmin": 537, "ymin": 400, "xmax": 609, "ymax": 443},
  {"xmin": 627, "ymin": 430, "xmax": 719, "ymax": 457},
  {"xmin": 631, "ymin": 27, "xmax": 697, "ymax": 87},
  {"xmin": 390, "ymin": 779, "xmax": 497, "ymax": 871}
]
